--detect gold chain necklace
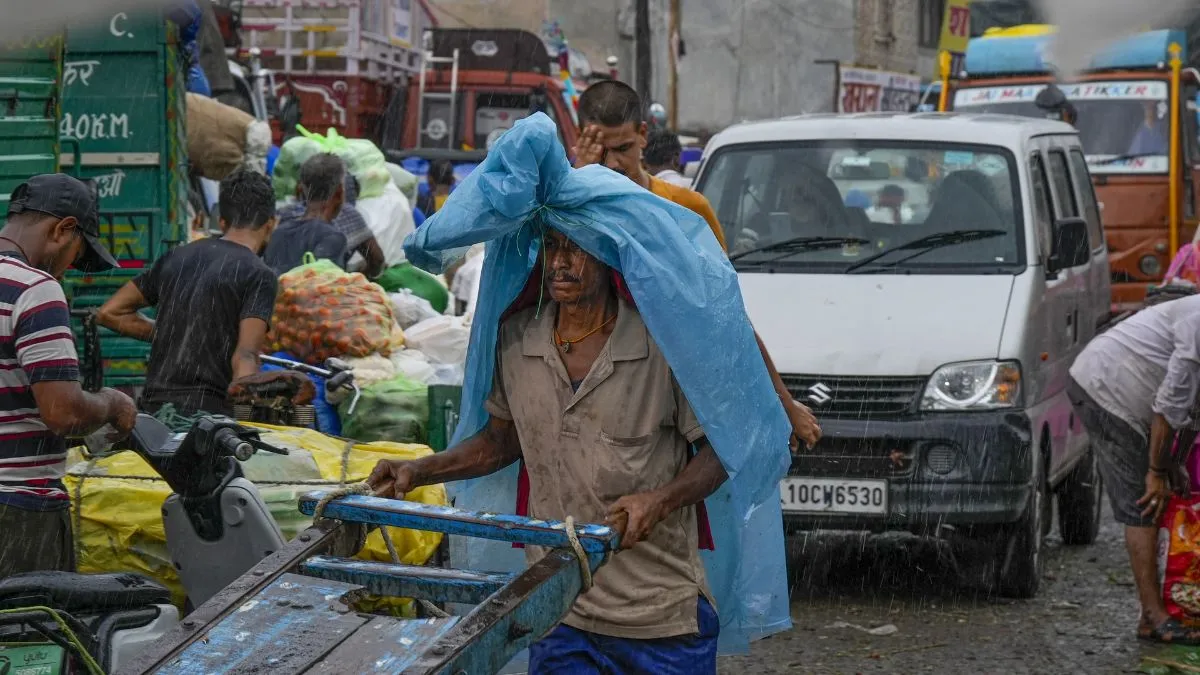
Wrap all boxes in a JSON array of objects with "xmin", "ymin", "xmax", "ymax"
[{"xmin": 553, "ymin": 315, "xmax": 616, "ymax": 353}]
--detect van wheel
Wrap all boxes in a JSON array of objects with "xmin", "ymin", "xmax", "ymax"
[
  {"xmin": 995, "ymin": 455, "xmax": 1047, "ymax": 598},
  {"xmin": 1058, "ymin": 447, "xmax": 1103, "ymax": 546}
]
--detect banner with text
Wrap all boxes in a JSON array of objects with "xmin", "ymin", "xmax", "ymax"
[
  {"xmin": 938, "ymin": 0, "xmax": 972, "ymax": 76},
  {"xmin": 838, "ymin": 67, "xmax": 922, "ymax": 113}
]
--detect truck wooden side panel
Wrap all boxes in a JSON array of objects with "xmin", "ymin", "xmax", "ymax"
[{"xmin": 61, "ymin": 11, "xmax": 189, "ymax": 390}]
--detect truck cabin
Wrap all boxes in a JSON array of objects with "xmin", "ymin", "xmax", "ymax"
[
  {"xmin": 397, "ymin": 28, "xmax": 579, "ymax": 161},
  {"xmin": 948, "ymin": 25, "xmax": 1200, "ymax": 310}
]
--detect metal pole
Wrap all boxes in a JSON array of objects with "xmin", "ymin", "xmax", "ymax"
[
  {"xmin": 635, "ymin": 0, "xmax": 651, "ymax": 109},
  {"xmin": 938, "ymin": 51, "xmax": 952, "ymax": 112},
  {"xmin": 668, "ymin": 0, "xmax": 680, "ymax": 129},
  {"xmin": 1169, "ymin": 42, "xmax": 1183, "ymax": 258}
]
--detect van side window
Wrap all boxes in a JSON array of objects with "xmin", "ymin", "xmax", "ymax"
[
  {"xmin": 1067, "ymin": 149, "xmax": 1104, "ymax": 251},
  {"xmin": 1029, "ymin": 155, "xmax": 1053, "ymax": 261},
  {"xmin": 1046, "ymin": 150, "xmax": 1078, "ymax": 219}
]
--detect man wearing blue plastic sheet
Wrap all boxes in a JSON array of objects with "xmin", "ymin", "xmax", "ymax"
[
  {"xmin": 371, "ymin": 225, "xmax": 726, "ymax": 670},
  {"xmin": 371, "ymin": 112, "xmax": 794, "ymax": 665}
]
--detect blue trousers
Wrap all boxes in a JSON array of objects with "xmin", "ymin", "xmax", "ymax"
[{"xmin": 528, "ymin": 596, "xmax": 719, "ymax": 674}]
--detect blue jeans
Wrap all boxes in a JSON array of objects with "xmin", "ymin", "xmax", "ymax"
[{"xmin": 528, "ymin": 596, "xmax": 718, "ymax": 674}]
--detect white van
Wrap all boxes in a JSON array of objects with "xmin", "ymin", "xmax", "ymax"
[{"xmin": 694, "ymin": 112, "xmax": 1111, "ymax": 598}]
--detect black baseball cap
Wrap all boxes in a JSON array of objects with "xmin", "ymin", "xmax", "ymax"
[{"xmin": 8, "ymin": 173, "xmax": 118, "ymax": 273}]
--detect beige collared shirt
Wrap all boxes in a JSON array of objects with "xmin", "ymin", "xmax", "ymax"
[{"xmin": 485, "ymin": 299, "xmax": 713, "ymax": 639}]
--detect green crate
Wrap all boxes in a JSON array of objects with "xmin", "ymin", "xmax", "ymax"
[
  {"xmin": 64, "ymin": 268, "xmax": 155, "ymax": 389},
  {"xmin": 0, "ymin": 33, "xmax": 64, "ymax": 219},
  {"xmin": 426, "ymin": 385, "xmax": 463, "ymax": 452}
]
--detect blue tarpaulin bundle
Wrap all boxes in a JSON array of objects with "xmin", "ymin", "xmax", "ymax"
[{"xmin": 403, "ymin": 113, "xmax": 792, "ymax": 652}]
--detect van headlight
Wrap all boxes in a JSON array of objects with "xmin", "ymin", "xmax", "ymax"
[{"xmin": 921, "ymin": 360, "xmax": 1022, "ymax": 411}]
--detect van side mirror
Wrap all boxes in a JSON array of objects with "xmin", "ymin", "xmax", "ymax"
[{"xmin": 1047, "ymin": 216, "xmax": 1090, "ymax": 276}]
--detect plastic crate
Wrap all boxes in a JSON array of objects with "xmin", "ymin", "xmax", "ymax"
[
  {"xmin": 426, "ymin": 384, "xmax": 461, "ymax": 452},
  {"xmin": 64, "ymin": 269, "xmax": 155, "ymax": 389},
  {"xmin": 0, "ymin": 33, "xmax": 64, "ymax": 218}
]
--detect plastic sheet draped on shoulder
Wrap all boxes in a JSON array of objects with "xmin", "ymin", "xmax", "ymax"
[{"xmin": 404, "ymin": 113, "xmax": 793, "ymax": 651}]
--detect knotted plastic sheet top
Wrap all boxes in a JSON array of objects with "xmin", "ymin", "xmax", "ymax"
[{"xmin": 403, "ymin": 113, "xmax": 792, "ymax": 651}]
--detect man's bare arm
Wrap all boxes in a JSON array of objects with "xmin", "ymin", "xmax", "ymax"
[
  {"xmin": 360, "ymin": 237, "xmax": 386, "ymax": 279},
  {"xmin": 368, "ymin": 417, "xmax": 521, "ymax": 497},
  {"xmin": 655, "ymin": 438, "xmax": 727, "ymax": 512},
  {"xmin": 231, "ymin": 318, "xmax": 270, "ymax": 381},
  {"xmin": 606, "ymin": 438, "xmax": 727, "ymax": 549},
  {"xmin": 32, "ymin": 382, "xmax": 134, "ymax": 437},
  {"xmin": 754, "ymin": 330, "xmax": 821, "ymax": 449},
  {"xmin": 96, "ymin": 282, "xmax": 155, "ymax": 342}
]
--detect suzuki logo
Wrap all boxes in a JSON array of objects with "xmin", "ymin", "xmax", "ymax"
[{"xmin": 807, "ymin": 383, "xmax": 833, "ymax": 406}]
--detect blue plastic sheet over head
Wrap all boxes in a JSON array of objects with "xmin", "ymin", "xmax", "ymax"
[{"xmin": 403, "ymin": 113, "xmax": 792, "ymax": 652}]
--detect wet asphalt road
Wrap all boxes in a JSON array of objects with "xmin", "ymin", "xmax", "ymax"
[{"xmin": 719, "ymin": 503, "xmax": 1166, "ymax": 674}]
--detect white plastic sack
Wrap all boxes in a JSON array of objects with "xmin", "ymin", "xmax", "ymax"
[
  {"xmin": 391, "ymin": 289, "xmax": 441, "ymax": 329},
  {"xmin": 387, "ymin": 162, "xmax": 419, "ymax": 204},
  {"xmin": 427, "ymin": 363, "xmax": 465, "ymax": 387},
  {"xmin": 344, "ymin": 354, "xmax": 396, "ymax": 387},
  {"xmin": 327, "ymin": 354, "xmax": 396, "ymax": 405},
  {"xmin": 451, "ymin": 247, "xmax": 485, "ymax": 319},
  {"xmin": 390, "ymin": 349, "xmax": 436, "ymax": 384},
  {"xmin": 403, "ymin": 316, "xmax": 470, "ymax": 366},
  {"xmin": 357, "ymin": 182, "xmax": 416, "ymax": 267},
  {"xmin": 243, "ymin": 120, "xmax": 272, "ymax": 175}
]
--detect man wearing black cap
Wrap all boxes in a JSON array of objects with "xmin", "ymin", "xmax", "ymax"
[{"xmin": 0, "ymin": 173, "xmax": 136, "ymax": 577}]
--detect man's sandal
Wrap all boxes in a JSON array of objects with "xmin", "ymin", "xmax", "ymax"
[{"xmin": 1138, "ymin": 617, "xmax": 1200, "ymax": 645}]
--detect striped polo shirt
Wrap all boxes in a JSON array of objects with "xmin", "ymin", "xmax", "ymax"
[{"xmin": 0, "ymin": 252, "xmax": 80, "ymax": 511}]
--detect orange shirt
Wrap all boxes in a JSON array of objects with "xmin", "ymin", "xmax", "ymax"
[{"xmin": 648, "ymin": 176, "xmax": 728, "ymax": 252}]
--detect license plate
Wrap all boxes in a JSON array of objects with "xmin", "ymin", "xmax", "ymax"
[
  {"xmin": 779, "ymin": 477, "xmax": 888, "ymax": 515},
  {"xmin": 0, "ymin": 643, "xmax": 67, "ymax": 675}
]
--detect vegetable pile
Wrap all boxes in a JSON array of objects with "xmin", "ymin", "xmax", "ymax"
[{"xmin": 270, "ymin": 259, "xmax": 402, "ymax": 364}]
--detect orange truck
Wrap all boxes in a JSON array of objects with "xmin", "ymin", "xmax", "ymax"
[
  {"xmin": 225, "ymin": 0, "xmax": 579, "ymax": 162},
  {"xmin": 946, "ymin": 25, "xmax": 1200, "ymax": 311},
  {"xmin": 390, "ymin": 28, "xmax": 581, "ymax": 166}
]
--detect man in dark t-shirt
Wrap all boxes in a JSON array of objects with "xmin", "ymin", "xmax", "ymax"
[
  {"xmin": 263, "ymin": 153, "xmax": 349, "ymax": 275},
  {"xmin": 98, "ymin": 170, "xmax": 279, "ymax": 417}
]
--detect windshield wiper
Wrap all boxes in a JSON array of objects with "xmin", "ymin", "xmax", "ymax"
[
  {"xmin": 729, "ymin": 236, "xmax": 871, "ymax": 263},
  {"xmin": 844, "ymin": 229, "xmax": 1007, "ymax": 274},
  {"xmin": 1090, "ymin": 152, "xmax": 1160, "ymax": 166}
]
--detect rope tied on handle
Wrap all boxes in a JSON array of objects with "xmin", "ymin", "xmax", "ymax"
[{"xmin": 564, "ymin": 516, "xmax": 592, "ymax": 591}]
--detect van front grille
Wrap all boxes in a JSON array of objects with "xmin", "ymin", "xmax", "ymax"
[{"xmin": 782, "ymin": 374, "xmax": 926, "ymax": 419}]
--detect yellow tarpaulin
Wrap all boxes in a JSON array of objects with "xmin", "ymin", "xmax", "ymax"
[{"xmin": 65, "ymin": 423, "xmax": 448, "ymax": 609}]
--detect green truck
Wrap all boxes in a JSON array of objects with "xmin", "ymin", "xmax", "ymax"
[
  {"xmin": 0, "ymin": 34, "xmax": 65, "ymax": 219},
  {"xmin": 58, "ymin": 11, "xmax": 191, "ymax": 391},
  {"xmin": 0, "ymin": 16, "xmax": 189, "ymax": 394}
]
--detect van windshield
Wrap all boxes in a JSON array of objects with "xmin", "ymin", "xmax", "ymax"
[{"xmin": 697, "ymin": 141, "xmax": 1025, "ymax": 274}]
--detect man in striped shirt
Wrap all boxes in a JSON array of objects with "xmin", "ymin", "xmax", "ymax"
[{"xmin": 0, "ymin": 174, "xmax": 136, "ymax": 578}]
